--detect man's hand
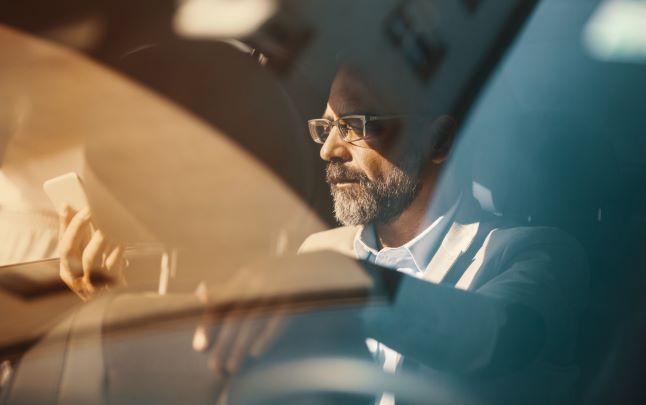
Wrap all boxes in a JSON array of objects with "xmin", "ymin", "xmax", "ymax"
[
  {"xmin": 192, "ymin": 274, "xmax": 287, "ymax": 378},
  {"xmin": 58, "ymin": 205, "xmax": 127, "ymax": 300}
]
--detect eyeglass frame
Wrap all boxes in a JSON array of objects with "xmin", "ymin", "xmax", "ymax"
[{"xmin": 307, "ymin": 114, "xmax": 405, "ymax": 144}]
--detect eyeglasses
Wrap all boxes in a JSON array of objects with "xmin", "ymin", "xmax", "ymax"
[{"xmin": 307, "ymin": 115, "xmax": 402, "ymax": 144}]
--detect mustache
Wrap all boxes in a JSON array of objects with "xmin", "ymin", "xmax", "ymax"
[{"xmin": 325, "ymin": 163, "xmax": 370, "ymax": 184}]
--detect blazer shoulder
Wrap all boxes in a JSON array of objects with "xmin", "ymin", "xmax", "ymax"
[
  {"xmin": 487, "ymin": 225, "xmax": 586, "ymax": 258},
  {"xmin": 477, "ymin": 225, "xmax": 589, "ymax": 284},
  {"xmin": 298, "ymin": 225, "xmax": 360, "ymax": 257}
]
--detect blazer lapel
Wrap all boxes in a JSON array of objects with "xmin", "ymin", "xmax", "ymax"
[
  {"xmin": 455, "ymin": 229, "xmax": 496, "ymax": 290},
  {"xmin": 423, "ymin": 221, "xmax": 480, "ymax": 284}
]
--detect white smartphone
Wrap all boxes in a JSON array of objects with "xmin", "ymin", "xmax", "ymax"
[{"xmin": 43, "ymin": 172, "xmax": 90, "ymax": 214}]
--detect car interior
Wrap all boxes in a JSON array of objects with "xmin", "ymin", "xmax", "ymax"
[{"xmin": 1, "ymin": 0, "xmax": 646, "ymax": 404}]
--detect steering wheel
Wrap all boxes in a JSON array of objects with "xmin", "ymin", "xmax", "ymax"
[{"xmin": 228, "ymin": 356, "xmax": 479, "ymax": 405}]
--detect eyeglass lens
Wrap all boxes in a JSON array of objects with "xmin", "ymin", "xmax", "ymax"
[{"xmin": 309, "ymin": 118, "xmax": 365, "ymax": 143}]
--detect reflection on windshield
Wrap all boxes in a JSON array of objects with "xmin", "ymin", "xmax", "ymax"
[{"xmin": 1, "ymin": 1, "xmax": 646, "ymax": 404}]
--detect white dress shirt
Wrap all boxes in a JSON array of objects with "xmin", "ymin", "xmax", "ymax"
[
  {"xmin": 355, "ymin": 216, "xmax": 442, "ymax": 278},
  {"xmin": 354, "ymin": 202, "xmax": 458, "ymax": 405}
]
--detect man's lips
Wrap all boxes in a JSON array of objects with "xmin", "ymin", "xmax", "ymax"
[
  {"xmin": 325, "ymin": 163, "xmax": 367, "ymax": 186},
  {"xmin": 327, "ymin": 178, "xmax": 360, "ymax": 185}
]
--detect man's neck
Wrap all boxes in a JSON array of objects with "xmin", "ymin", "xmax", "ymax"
[{"xmin": 374, "ymin": 172, "xmax": 437, "ymax": 248}]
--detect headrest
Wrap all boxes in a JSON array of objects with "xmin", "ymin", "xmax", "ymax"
[
  {"xmin": 83, "ymin": 42, "xmax": 318, "ymax": 260},
  {"xmin": 0, "ymin": 26, "xmax": 320, "ymax": 270},
  {"xmin": 470, "ymin": 111, "xmax": 611, "ymax": 222}
]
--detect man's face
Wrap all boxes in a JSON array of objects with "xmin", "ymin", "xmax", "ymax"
[{"xmin": 320, "ymin": 74, "xmax": 425, "ymax": 226}]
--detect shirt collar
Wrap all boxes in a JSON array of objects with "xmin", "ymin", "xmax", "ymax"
[{"xmin": 353, "ymin": 199, "xmax": 459, "ymax": 273}]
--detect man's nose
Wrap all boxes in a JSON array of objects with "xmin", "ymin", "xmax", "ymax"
[{"xmin": 320, "ymin": 127, "xmax": 351, "ymax": 162}]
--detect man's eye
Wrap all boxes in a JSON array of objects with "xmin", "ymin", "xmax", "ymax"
[{"xmin": 340, "ymin": 120, "xmax": 364, "ymax": 134}]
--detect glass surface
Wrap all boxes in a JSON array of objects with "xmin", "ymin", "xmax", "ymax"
[{"xmin": 1, "ymin": 1, "xmax": 645, "ymax": 404}]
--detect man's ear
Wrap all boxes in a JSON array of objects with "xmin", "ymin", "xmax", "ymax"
[{"xmin": 429, "ymin": 115, "xmax": 457, "ymax": 164}]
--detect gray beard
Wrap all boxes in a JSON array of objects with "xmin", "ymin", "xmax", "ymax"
[{"xmin": 327, "ymin": 159, "xmax": 421, "ymax": 226}]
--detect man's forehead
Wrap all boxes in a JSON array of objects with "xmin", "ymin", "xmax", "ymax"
[
  {"xmin": 327, "ymin": 68, "xmax": 392, "ymax": 117},
  {"xmin": 325, "ymin": 100, "xmax": 376, "ymax": 119}
]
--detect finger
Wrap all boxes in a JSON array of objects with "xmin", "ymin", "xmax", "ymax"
[
  {"xmin": 57, "ymin": 272, "xmax": 96, "ymax": 301},
  {"xmin": 214, "ymin": 383, "xmax": 230, "ymax": 405},
  {"xmin": 225, "ymin": 317, "xmax": 261, "ymax": 374},
  {"xmin": 58, "ymin": 207, "xmax": 91, "ymax": 258},
  {"xmin": 105, "ymin": 244, "xmax": 127, "ymax": 283},
  {"xmin": 69, "ymin": 277, "xmax": 96, "ymax": 301},
  {"xmin": 208, "ymin": 316, "xmax": 241, "ymax": 376},
  {"xmin": 59, "ymin": 210, "xmax": 92, "ymax": 280},
  {"xmin": 59, "ymin": 263, "xmax": 78, "ymax": 288},
  {"xmin": 58, "ymin": 205, "xmax": 75, "ymax": 239},
  {"xmin": 250, "ymin": 309, "xmax": 287, "ymax": 357},
  {"xmin": 223, "ymin": 291, "xmax": 277, "ymax": 373},
  {"xmin": 81, "ymin": 229, "xmax": 108, "ymax": 279},
  {"xmin": 193, "ymin": 282, "xmax": 212, "ymax": 352},
  {"xmin": 193, "ymin": 282, "xmax": 225, "ymax": 354},
  {"xmin": 193, "ymin": 323, "xmax": 210, "ymax": 353}
]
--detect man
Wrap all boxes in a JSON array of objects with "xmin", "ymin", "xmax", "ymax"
[
  {"xmin": 299, "ymin": 68, "xmax": 463, "ymax": 276},
  {"xmin": 299, "ymin": 68, "xmax": 589, "ymax": 403}
]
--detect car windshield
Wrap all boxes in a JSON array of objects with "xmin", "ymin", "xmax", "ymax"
[{"xmin": 1, "ymin": 1, "xmax": 646, "ymax": 404}]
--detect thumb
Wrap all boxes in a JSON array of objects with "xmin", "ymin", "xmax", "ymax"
[{"xmin": 193, "ymin": 282, "xmax": 211, "ymax": 352}]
